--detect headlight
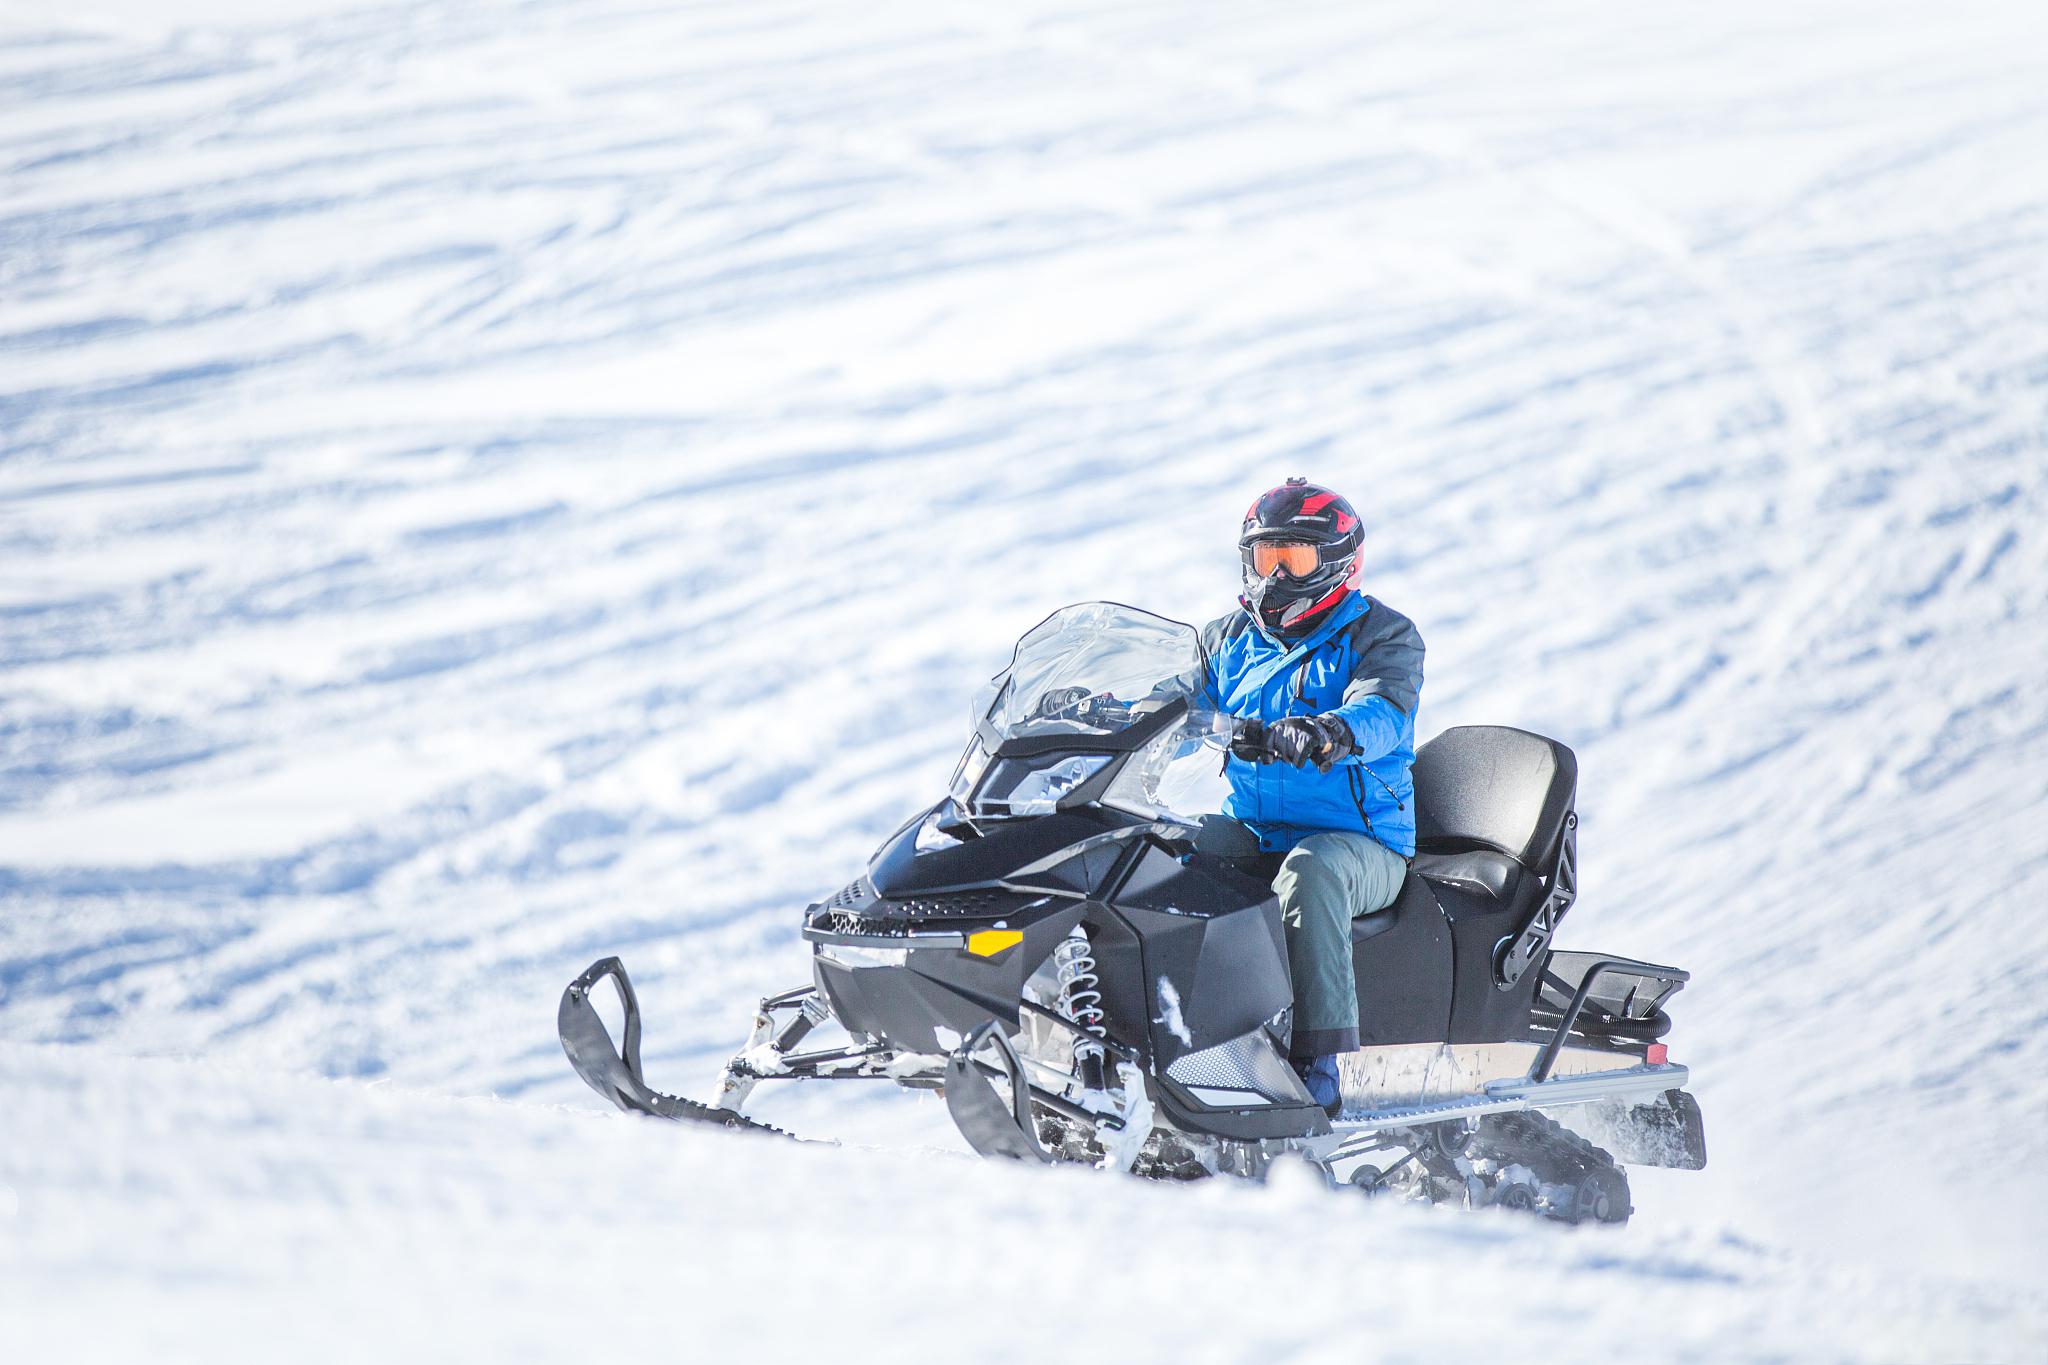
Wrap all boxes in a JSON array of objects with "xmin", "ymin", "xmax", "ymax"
[
  {"xmin": 973, "ymin": 753, "xmax": 1114, "ymax": 816},
  {"xmin": 913, "ymin": 809, "xmax": 964, "ymax": 852},
  {"xmin": 815, "ymin": 943, "xmax": 909, "ymax": 970},
  {"xmin": 948, "ymin": 739, "xmax": 991, "ymax": 804}
]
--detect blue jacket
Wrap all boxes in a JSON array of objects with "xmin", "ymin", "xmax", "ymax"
[{"xmin": 1200, "ymin": 593, "xmax": 1424, "ymax": 856}]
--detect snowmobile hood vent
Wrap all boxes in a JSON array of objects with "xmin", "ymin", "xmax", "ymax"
[
  {"xmin": 826, "ymin": 877, "xmax": 872, "ymax": 910},
  {"xmin": 885, "ymin": 889, "xmax": 1033, "ymax": 918},
  {"xmin": 805, "ymin": 882, "xmax": 1049, "ymax": 936}
]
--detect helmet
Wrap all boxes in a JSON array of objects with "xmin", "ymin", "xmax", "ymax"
[{"xmin": 1238, "ymin": 477, "xmax": 1364, "ymax": 636}]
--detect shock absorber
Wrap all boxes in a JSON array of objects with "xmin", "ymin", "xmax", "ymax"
[{"xmin": 1054, "ymin": 925, "xmax": 1109, "ymax": 1092}]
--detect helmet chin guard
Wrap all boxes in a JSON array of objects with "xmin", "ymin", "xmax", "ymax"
[
  {"xmin": 1238, "ymin": 477, "xmax": 1364, "ymax": 636},
  {"xmin": 1244, "ymin": 572, "xmax": 1354, "ymax": 635}
]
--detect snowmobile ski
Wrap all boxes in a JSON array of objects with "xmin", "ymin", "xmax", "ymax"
[
  {"xmin": 943, "ymin": 1022, "xmax": 1053, "ymax": 1163},
  {"xmin": 559, "ymin": 957, "xmax": 796, "ymax": 1139}
]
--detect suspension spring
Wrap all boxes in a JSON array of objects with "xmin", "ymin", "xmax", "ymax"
[{"xmin": 1054, "ymin": 926, "xmax": 1109, "ymax": 1091}]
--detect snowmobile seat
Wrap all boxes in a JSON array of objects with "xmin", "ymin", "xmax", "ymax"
[
  {"xmin": 1410, "ymin": 725, "xmax": 1577, "ymax": 872},
  {"xmin": 1348, "ymin": 900, "xmax": 1398, "ymax": 943},
  {"xmin": 1409, "ymin": 726, "xmax": 1580, "ymax": 1042},
  {"xmin": 1406, "ymin": 847, "xmax": 1519, "ymax": 902}
]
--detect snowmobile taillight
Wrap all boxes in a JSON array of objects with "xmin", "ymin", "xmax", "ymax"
[{"xmin": 1645, "ymin": 1043, "xmax": 1669, "ymax": 1066}]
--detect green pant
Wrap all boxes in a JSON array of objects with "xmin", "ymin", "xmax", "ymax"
[{"xmin": 1198, "ymin": 817, "xmax": 1409, "ymax": 1059}]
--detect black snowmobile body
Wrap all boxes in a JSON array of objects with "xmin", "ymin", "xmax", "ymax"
[{"xmin": 561, "ymin": 603, "xmax": 1706, "ymax": 1222}]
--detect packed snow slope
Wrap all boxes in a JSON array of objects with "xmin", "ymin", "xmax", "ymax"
[{"xmin": 3, "ymin": 1, "xmax": 2046, "ymax": 1359}]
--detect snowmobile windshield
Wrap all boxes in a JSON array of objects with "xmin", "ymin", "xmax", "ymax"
[
  {"xmin": 954, "ymin": 602, "xmax": 1229, "ymax": 821},
  {"xmin": 980, "ymin": 602, "xmax": 1212, "ymax": 737}
]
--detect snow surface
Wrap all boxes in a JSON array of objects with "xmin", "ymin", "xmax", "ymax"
[{"xmin": 3, "ymin": 0, "xmax": 2046, "ymax": 1358}]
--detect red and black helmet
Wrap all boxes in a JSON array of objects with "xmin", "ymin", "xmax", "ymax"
[{"xmin": 1238, "ymin": 477, "xmax": 1364, "ymax": 636}]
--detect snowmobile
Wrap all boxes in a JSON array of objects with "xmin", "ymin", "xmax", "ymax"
[{"xmin": 560, "ymin": 602, "xmax": 1707, "ymax": 1224}]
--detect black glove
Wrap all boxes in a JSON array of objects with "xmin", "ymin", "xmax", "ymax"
[
  {"xmin": 1229, "ymin": 718, "xmax": 1270, "ymax": 762},
  {"xmin": 1263, "ymin": 714, "xmax": 1356, "ymax": 772}
]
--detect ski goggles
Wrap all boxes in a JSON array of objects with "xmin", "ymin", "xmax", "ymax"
[{"xmin": 1243, "ymin": 540, "xmax": 1321, "ymax": 579}]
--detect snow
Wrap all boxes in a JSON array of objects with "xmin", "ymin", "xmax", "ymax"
[
  {"xmin": 1156, "ymin": 975, "xmax": 1195, "ymax": 1047},
  {"xmin": 3, "ymin": 0, "xmax": 2047, "ymax": 1358},
  {"xmin": 8, "ymin": 1040, "xmax": 2037, "ymax": 1364}
]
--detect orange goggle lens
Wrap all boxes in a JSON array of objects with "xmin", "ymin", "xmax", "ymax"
[{"xmin": 1248, "ymin": 541, "xmax": 1321, "ymax": 578}]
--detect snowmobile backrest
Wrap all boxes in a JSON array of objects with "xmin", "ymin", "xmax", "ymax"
[{"xmin": 1411, "ymin": 725, "xmax": 1577, "ymax": 870}]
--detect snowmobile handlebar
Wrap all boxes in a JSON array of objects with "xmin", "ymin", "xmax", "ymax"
[
  {"xmin": 1029, "ymin": 686, "xmax": 1133, "ymax": 727},
  {"xmin": 1228, "ymin": 716, "xmax": 1276, "ymax": 762},
  {"xmin": 1227, "ymin": 716, "xmax": 1349, "ymax": 772}
]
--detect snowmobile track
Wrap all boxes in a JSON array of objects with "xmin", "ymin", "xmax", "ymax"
[{"xmin": 1474, "ymin": 1109, "xmax": 1631, "ymax": 1224}]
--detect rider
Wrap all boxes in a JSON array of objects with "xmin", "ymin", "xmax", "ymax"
[{"xmin": 1199, "ymin": 477, "xmax": 1424, "ymax": 1117}]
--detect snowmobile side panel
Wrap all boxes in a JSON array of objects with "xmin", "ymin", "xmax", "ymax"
[
  {"xmin": 1119, "ymin": 897, "xmax": 1293, "ymax": 1065},
  {"xmin": 1114, "ymin": 843, "xmax": 1273, "ymax": 918},
  {"xmin": 1113, "ymin": 907, "xmax": 1207, "ymax": 1054},
  {"xmin": 1350, "ymin": 873, "xmax": 1455, "ymax": 1045},
  {"xmin": 1075, "ymin": 905, "xmax": 1152, "ymax": 1066},
  {"xmin": 1429, "ymin": 872, "xmax": 1546, "ymax": 1042},
  {"xmin": 812, "ymin": 902, "xmax": 1086, "ymax": 1054},
  {"xmin": 1113, "ymin": 869, "xmax": 1324, "ymax": 1142}
]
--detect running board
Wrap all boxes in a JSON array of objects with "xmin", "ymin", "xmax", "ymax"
[{"xmin": 1306, "ymin": 1062, "xmax": 1688, "ymax": 1163}]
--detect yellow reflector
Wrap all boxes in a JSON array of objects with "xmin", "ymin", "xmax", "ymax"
[{"xmin": 965, "ymin": 929, "xmax": 1024, "ymax": 958}]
